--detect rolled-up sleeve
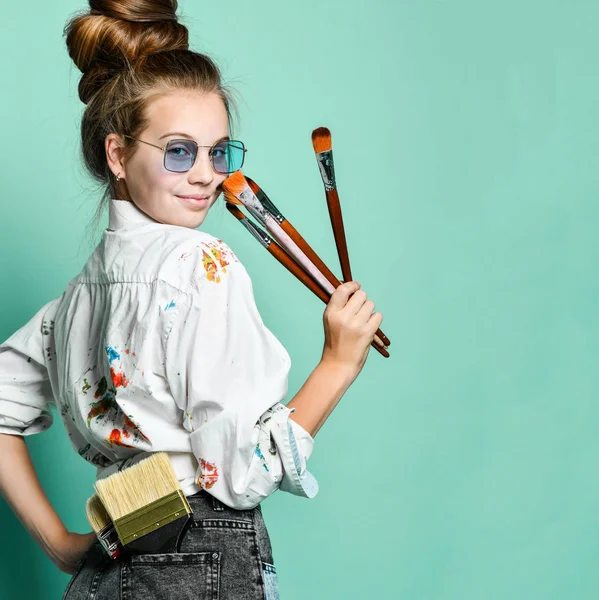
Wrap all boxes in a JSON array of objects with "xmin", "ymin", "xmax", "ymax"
[
  {"xmin": 165, "ymin": 240, "xmax": 318, "ymax": 509},
  {"xmin": 0, "ymin": 301, "xmax": 57, "ymax": 436}
]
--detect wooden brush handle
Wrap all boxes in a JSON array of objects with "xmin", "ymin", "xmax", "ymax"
[
  {"xmin": 325, "ymin": 188, "xmax": 353, "ymax": 283},
  {"xmin": 279, "ymin": 220, "xmax": 391, "ymax": 348},
  {"xmin": 267, "ymin": 242, "xmax": 389, "ymax": 358}
]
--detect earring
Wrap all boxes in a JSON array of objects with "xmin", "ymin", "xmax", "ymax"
[{"xmin": 116, "ymin": 172, "xmax": 122, "ymax": 183}]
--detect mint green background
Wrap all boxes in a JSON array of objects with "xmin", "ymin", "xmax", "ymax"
[{"xmin": 1, "ymin": 0, "xmax": 598, "ymax": 598}]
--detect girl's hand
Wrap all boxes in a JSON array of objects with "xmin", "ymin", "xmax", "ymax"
[
  {"xmin": 321, "ymin": 281, "xmax": 384, "ymax": 378},
  {"xmin": 50, "ymin": 531, "xmax": 97, "ymax": 575}
]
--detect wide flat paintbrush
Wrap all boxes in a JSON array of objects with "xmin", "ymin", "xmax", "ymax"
[
  {"xmin": 85, "ymin": 493, "xmax": 123, "ymax": 560},
  {"xmin": 244, "ymin": 175, "xmax": 391, "ymax": 349},
  {"xmin": 225, "ymin": 203, "xmax": 330, "ymax": 304},
  {"xmin": 223, "ymin": 174, "xmax": 389, "ymax": 357},
  {"xmin": 225, "ymin": 202, "xmax": 388, "ymax": 358},
  {"xmin": 94, "ymin": 452, "xmax": 193, "ymax": 555}
]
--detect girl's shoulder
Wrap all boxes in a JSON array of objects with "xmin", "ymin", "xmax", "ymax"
[{"xmin": 157, "ymin": 226, "xmax": 244, "ymax": 291}]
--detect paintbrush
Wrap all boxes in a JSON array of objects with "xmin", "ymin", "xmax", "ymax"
[
  {"xmin": 225, "ymin": 202, "xmax": 389, "ymax": 358},
  {"xmin": 223, "ymin": 172, "xmax": 336, "ymax": 298},
  {"xmin": 223, "ymin": 174, "xmax": 388, "ymax": 357},
  {"xmin": 85, "ymin": 493, "xmax": 123, "ymax": 560},
  {"xmin": 225, "ymin": 203, "xmax": 332, "ymax": 304},
  {"xmin": 311, "ymin": 127, "xmax": 391, "ymax": 348},
  {"xmin": 94, "ymin": 452, "xmax": 193, "ymax": 555},
  {"xmin": 311, "ymin": 127, "xmax": 352, "ymax": 280},
  {"xmin": 244, "ymin": 175, "xmax": 391, "ymax": 350}
]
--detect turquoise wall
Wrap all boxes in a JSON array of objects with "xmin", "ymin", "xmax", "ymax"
[{"xmin": 1, "ymin": 0, "xmax": 598, "ymax": 598}]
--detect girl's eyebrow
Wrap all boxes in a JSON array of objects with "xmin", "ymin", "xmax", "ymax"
[{"xmin": 159, "ymin": 132, "xmax": 231, "ymax": 144}]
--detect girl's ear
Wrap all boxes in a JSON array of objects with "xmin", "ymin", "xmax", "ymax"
[{"xmin": 105, "ymin": 133, "xmax": 127, "ymax": 179}]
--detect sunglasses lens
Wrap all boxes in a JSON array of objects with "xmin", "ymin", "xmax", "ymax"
[
  {"xmin": 164, "ymin": 140, "xmax": 197, "ymax": 172},
  {"xmin": 212, "ymin": 141, "xmax": 245, "ymax": 174}
]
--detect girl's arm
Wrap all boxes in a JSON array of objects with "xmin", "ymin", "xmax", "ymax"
[
  {"xmin": 286, "ymin": 359, "xmax": 355, "ymax": 438},
  {"xmin": 0, "ymin": 433, "xmax": 95, "ymax": 574},
  {"xmin": 287, "ymin": 281, "xmax": 384, "ymax": 438}
]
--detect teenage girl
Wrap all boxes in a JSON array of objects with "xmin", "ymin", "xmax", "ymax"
[{"xmin": 0, "ymin": 1, "xmax": 384, "ymax": 598}]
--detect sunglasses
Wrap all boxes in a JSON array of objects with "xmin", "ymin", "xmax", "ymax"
[{"xmin": 123, "ymin": 135, "xmax": 247, "ymax": 174}]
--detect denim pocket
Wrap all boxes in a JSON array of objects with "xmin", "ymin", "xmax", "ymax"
[
  {"xmin": 121, "ymin": 551, "xmax": 220, "ymax": 600},
  {"xmin": 262, "ymin": 562, "xmax": 280, "ymax": 600}
]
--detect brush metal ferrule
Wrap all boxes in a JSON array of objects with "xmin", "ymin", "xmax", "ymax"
[
  {"xmin": 256, "ymin": 190, "xmax": 284, "ymax": 224},
  {"xmin": 97, "ymin": 522, "xmax": 123, "ymax": 560},
  {"xmin": 316, "ymin": 149, "xmax": 336, "ymax": 191},
  {"xmin": 113, "ymin": 489, "xmax": 192, "ymax": 546},
  {"xmin": 239, "ymin": 187, "xmax": 269, "ymax": 223},
  {"xmin": 240, "ymin": 217, "xmax": 271, "ymax": 249}
]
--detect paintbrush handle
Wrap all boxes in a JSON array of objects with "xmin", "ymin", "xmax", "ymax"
[
  {"xmin": 279, "ymin": 218, "xmax": 391, "ymax": 349},
  {"xmin": 228, "ymin": 205, "xmax": 388, "ymax": 356},
  {"xmin": 263, "ymin": 216, "xmax": 388, "ymax": 351},
  {"xmin": 267, "ymin": 242, "xmax": 388, "ymax": 357},
  {"xmin": 325, "ymin": 188, "xmax": 353, "ymax": 283}
]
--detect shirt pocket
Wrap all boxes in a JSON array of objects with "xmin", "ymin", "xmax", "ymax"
[{"xmin": 121, "ymin": 551, "xmax": 220, "ymax": 600}]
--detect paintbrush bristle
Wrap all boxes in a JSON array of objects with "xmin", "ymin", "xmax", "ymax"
[
  {"xmin": 86, "ymin": 494, "xmax": 111, "ymax": 533},
  {"xmin": 311, "ymin": 127, "xmax": 332, "ymax": 154},
  {"xmin": 222, "ymin": 188, "xmax": 244, "ymax": 205},
  {"xmin": 222, "ymin": 170, "xmax": 250, "ymax": 198},
  {"xmin": 94, "ymin": 452, "xmax": 181, "ymax": 521}
]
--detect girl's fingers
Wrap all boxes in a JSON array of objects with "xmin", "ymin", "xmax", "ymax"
[{"xmin": 327, "ymin": 281, "xmax": 361, "ymax": 311}]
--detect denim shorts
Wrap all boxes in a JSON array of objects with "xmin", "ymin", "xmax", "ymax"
[{"xmin": 62, "ymin": 490, "xmax": 280, "ymax": 600}]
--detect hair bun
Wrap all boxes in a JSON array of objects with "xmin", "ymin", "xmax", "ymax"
[
  {"xmin": 65, "ymin": 0, "xmax": 188, "ymax": 102},
  {"xmin": 89, "ymin": 0, "xmax": 179, "ymax": 24}
]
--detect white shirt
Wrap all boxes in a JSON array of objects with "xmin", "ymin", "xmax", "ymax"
[{"xmin": 0, "ymin": 199, "xmax": 318, "ymax": 509}]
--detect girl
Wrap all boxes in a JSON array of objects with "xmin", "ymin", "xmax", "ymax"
[{"xmin": 0, "ymin": 1, "xmax": 383, "ymax": 598}]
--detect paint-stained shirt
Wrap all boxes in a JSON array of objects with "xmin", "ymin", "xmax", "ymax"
[{"xmin": 0, "ymin": 199, "xmax": 318, "ymax": 509}]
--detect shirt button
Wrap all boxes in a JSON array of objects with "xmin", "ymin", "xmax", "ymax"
[{"xmin": 212, "ymin": 552, "xmax": 219, "ymax": 560}]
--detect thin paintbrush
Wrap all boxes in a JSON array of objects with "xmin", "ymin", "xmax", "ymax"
[
  {"xmin": 94, "ymin": 452, "xmax": 193, "ymax": 555},
  {"xmin": 311, "ymin": 127, "xmax": 391, "ymax": 348},
  {"xmin": 85, "ymin": 493, "xmax": 123, "ymax": 560},
  {"xmin": 311, "ymin": 126, "xmax": 353, "ymax": 280},
  {"xmin": 244, "ymin": 175, "xmax": 391, "ymax": 349},
  {"xmin": 223, "ymin": 174, "xmax": 388, "ymax": 357},
  {"xmin": 225, "ymin": 202, "xmax": 389, "ymax": 358}
]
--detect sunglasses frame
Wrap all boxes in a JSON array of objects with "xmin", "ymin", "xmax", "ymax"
[{"xmin": 123, "ymin": 134, "xmax": 247, "ymax": 174}]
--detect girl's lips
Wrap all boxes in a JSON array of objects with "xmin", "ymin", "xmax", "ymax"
[{"xmin": 176, "ymin": 195, "xmax": 210, "ymax": 207}]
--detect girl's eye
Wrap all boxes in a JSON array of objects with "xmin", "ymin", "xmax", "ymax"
[
  {"xmin": 212, "ymin": 145, "xmax": 227, "ymax": 158},
  {"xmin": 167, "ymin": 144, "xmax": 192, "ymax": 157}
]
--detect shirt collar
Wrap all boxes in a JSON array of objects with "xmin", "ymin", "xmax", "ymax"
[{"xmin": 108, "ymin": 199, "xmax": 158, "ymax": 231}]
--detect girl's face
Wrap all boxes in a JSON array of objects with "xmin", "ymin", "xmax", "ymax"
[{"xmin": 106, "ymin": 89, "xmax": 230, "ymax": 229}]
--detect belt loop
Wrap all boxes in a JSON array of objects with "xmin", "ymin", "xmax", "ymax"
[{"xmin": 212, "ymin": 494, "xmax": 224, "ymax": 512}]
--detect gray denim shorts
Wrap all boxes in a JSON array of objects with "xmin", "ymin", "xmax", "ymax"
[{"xmin": 62, "ymin": 490, "xmax": 280, "ymax": 600}]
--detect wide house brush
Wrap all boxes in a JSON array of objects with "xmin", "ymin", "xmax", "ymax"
[
  {"xmin": 94, "ymin": 452, "xmax": 193, "ymax": 555},
  {"xmin": 85, "ymin": 493, "xmax": 123, "ymax": 560}
]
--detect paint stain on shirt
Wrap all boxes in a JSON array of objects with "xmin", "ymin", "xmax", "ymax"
[
  {"xmin": 110, "ymin": 368, "xmax": 129, "ymax": 388},
  {"xmin": 197, "ymin": 458, "xmax": 219, "ymax": 489},
  {"xmin": 107, "ymin": 428, "xmax": 135, "ymax": 449},
  {"xmin": 106, "ymin": 346, "xmax": 121, "ymax": 363}
]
